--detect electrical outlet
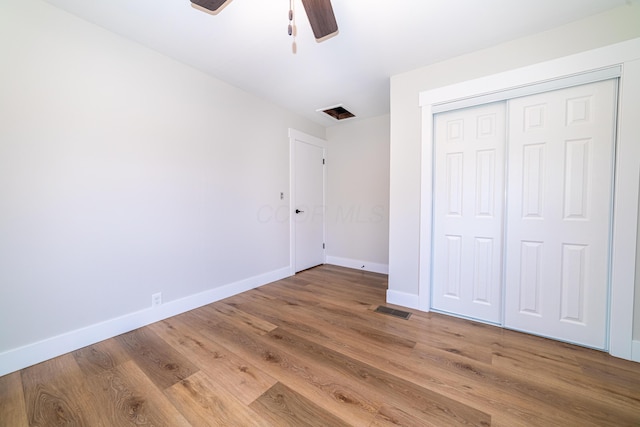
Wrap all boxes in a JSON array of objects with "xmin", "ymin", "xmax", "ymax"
[{"xmin": 152, "ymin": 292, "xmax": 162, "ymax": 307}]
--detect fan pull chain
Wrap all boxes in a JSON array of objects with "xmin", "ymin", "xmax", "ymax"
[{"xmin": 288, "ymin": 0, "xmax": 297, "ymax": 53}]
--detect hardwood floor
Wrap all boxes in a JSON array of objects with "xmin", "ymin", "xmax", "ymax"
[{"xmin": 2, "ymin": 264, "xmax": 639, "ymax": 426}]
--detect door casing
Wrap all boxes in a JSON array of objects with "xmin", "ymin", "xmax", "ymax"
[
  {"xmin": 289, "ymin": 128, "xmax": 327, "ymax": 275},
  {"xmin": 417, "ymin": 38, "xmax": 640, "ymax": 360}
]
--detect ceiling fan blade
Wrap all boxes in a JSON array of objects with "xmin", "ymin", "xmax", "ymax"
[
  {"xmin": 190, "ymin": 0, "xmax": 233, "ymax": 14},
  {"xmin": 300, "ymin": 0, "xmax": 338, "ymax": 42}
]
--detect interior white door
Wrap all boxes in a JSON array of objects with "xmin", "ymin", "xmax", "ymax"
[
  {"xmin": 294, "ymin": 139, "xmax": 325, "ymax": 272},
  {"xmin": 432, "ymin": 103, "xmax": 506, "ymax": 323},
  {"xmin": 504, "ymin": 79, "xmax": 617, "ymax": 349}
]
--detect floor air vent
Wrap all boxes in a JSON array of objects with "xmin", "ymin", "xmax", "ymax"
[{"xmin": 375, "ymin": 306, "xmax": 411, "ymax": 320}]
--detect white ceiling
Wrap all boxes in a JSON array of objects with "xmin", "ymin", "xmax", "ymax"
[{"xmin": 43, "ymin": 0, "xmax": 630, "ymax": 126}]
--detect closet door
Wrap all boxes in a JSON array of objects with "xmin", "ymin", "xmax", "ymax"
[
  {"xmin": 504, "ymin": 79, "xmax": 617, "ymax": 349},
  {"xmin": 432, "ymin": 103, "xmax": 506, "ymax": 323}
]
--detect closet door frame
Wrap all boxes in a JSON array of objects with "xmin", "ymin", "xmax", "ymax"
[{"xmin": 418, "ymin": 38, "xmax": 640, "ymax": 361}]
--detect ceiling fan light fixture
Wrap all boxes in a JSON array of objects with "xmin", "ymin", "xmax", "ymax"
[
  {"xmin": 300, "ymin": 0, "xmax": 338, "ymax": 42},
  {"xmin": 288, "ymin": 0, "xmax": 297, "ymax": 53},
  {"xmin": 190, "ymin": 0, "xmax": 234, "ymax": 15},
  {"xmin": 191, "ymin": 0, "xmax": 338, "ymax": 43}
]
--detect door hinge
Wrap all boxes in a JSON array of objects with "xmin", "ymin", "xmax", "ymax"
[
  {"xmin": 323, "ymin": 243, "xmax": 325, "ymax": 249},
  {"xmin": 323, "ymin": 158, "xmax": 325, "ymax": 165}
]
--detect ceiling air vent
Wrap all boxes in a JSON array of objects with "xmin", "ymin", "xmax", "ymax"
[{"xmin": 318, "ymin": 104, "xmax": 355, "ymax": 121}]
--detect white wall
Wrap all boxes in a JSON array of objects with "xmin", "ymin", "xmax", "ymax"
[
  {"xmin": 325, "ymin": 115, "xmax": 390, "ymax": 274},
  {"xmin": 389, "ymin": 4, "xmax": 640, "ymax": 295},
  {"xmin": 0, "ymin": 0, "xmax": 324, "ymax": 374}
]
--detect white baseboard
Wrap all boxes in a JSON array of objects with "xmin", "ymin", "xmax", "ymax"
[
  {"xmin": 632, "ymin": 340, "xmax": 640, "ymax": 363},
  {"xmin": 325, "ymin": 255, "xmax": 389, "ymax": 275},
  {"xmin": 386, "ymin": 289, "xmax": 421, "ymax": 310},
  {"xmin": 0, "ymin": 267, "xmax": 291, "ymax": 377}
]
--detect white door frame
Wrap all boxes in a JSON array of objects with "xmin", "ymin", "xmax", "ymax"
[
  {"xmin": 289, "ymin": 128, "xmax": 327, "ymax": 275},
  {"xmin": 418, "ymin": 38, "xmax": 640, "ymax": 360}
]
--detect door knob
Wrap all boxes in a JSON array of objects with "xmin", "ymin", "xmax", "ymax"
[{"xmin": 295, "ymin": 209, "xmax": 304, "ymax": 214}]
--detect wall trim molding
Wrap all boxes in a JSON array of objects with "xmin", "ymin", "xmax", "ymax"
[
  {"xmin": 0, "ymin": 267, "xmax": 291, "ymax": 377},
  {"xmin": 325, "ymin": 256, "xmax": 389, "ymax": 275},
  {"xmin": 386, "ymin": 289, "xmax": 420, "ymax": 310},
  {"xmin": 632, "ymin": 340, "xmax": 640, "ymax": 363}
]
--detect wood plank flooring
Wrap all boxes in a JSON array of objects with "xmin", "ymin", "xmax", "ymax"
[{"xmin": 2, "ymin": 264, "xmax": 640, "ymax": 426}]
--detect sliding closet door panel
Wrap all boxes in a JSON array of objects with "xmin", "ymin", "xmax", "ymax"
[
  {"xmin": 432, "ymin": 103, "xmax": 506, "ymax": 323},
  {"xmin": 504, "ymin": 79, "xmax": 617, "ymax": 349}
]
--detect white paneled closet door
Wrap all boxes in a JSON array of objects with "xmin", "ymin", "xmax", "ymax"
[
  {"xmin": 432, "ymin": 103, "xmax": 506, "ymax": 324},
  {"xmin": 504, "ymin": 79, "xmax": 617, "ymax": 349}
]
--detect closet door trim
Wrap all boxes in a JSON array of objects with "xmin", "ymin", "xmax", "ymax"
[
  {"xmin": 417, "ymin": 38, "xmax": 640, "ymax": 360},
  {"xmin": 430, "ymin": 66, "xmax": 620, "ymax": 114}
]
